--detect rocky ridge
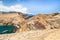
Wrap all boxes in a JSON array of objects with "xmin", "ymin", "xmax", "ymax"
[{"xmin": 0, "ymin": 12, "xmax": 60, "ymax": 40}]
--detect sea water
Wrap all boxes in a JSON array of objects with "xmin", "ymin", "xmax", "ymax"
[{"xmin": 0, "ymin": 25, "xmax": 17, "ymax": 34}]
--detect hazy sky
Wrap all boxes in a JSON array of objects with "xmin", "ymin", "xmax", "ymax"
[{"xmin": 0, "ymin": 0, "xmax": 60, "ymax": 14}]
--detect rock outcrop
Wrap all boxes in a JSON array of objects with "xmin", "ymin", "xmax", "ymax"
[
  {"xmin": 0, "ymin": 12, "xmax": 26, "ymax": 32},
  {"xmin": 0, "ymin": 12, "xmax": 24, "ymax": 25},
  {"xmin": 19, "ymin": 14, "xmax": 54, "ymax": 31},
  {"xmin": 0, "ymin": 12, "xmax": 60, "ymax": 32},
  {"xmin": 0, "ymin": 12, "xmax": 60, "ymax": 40}
]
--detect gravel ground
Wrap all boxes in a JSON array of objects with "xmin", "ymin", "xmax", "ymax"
[{"xmin": 0, "ymin": 29, "xmax": 59, "ymax": 40}]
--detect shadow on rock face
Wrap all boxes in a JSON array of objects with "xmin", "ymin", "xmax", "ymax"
[
  {"xmin": 26, "ymin": 21, "xmax": 46, "ymax": 30},
  {"xmin": 34, "ymin": 21, "xmax": 46, "ymax": 30}
]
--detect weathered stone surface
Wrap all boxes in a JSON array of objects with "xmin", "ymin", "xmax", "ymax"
[
  {"xmin": 0, "ymin": 12, "xmax": 60, "ymax": 40},
  {"xmin": 44, "ymin": 29, "xmax": 60, "ymax": 40},
  {"xmin": 0, "ymin": 12, "xmax": 60, "ymax": 32},
  {"xmin": 0, "ymin": 29, "xmax": 58, "ymax": 40}
]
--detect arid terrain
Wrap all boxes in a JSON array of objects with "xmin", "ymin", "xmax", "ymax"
[{"xmin": 0, "ymin": 12, "xmax": 60, "ymax": 40}]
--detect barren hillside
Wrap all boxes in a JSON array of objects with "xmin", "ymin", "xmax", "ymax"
[{"xmin": 0, "ymin": 12, "xmax": 60, "ymax": 40}]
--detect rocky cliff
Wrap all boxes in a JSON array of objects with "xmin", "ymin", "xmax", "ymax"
[
  {"xmin": 0, "ymin": 12, "xmax": 60, "ymax": 32},
  {"xmin": 19, "ymin": 13, "xmax": 60, "ymax": 32},
  {"xmin": 0, "ymin": 12, "xmax": 60, "ymax": 40},
  {"xmin": 0, "ymin": 12, "xmax": 24, "ymax": 25}
]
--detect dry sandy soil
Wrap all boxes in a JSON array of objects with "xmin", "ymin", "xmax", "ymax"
[{"xmin": 0, "ymin": 29, "xmax": 60, "ymax": 40}]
